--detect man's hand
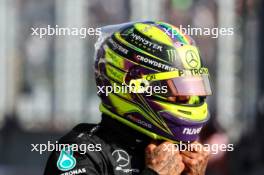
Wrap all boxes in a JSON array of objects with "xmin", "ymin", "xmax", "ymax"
[
  {"xmin": 181, "ymin": 141, "xmax": 210, "ymax": 175},
  {"xmin": 145, "ymin": 141, "xmax": 185, "ymax": 175}
]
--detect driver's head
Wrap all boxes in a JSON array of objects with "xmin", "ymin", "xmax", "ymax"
[{"xmin": 94, "ymin": 21, "xmax": 212, "ymax": 143}]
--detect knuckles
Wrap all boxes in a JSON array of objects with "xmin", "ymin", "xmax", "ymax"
[{"xmin": 190, "ymin": 159, "xmax": 199, "ymax": 166}]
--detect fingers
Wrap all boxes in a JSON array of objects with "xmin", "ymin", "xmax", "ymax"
[
  {"xmin": 145, "ymin": 141, "xmax": 185, "ymax": 175},
  {"xmin": 179, "ymin": 161, "xmax": 185, "ymax": 172},
  {"xmin": 188, "ymin": 141, "xmax": 202, "ymax": 152},
  {"xmin": 187, "ymin": 141, "xmax": 211, "ymax": 156},
  {"xmin": 145, "ymin": 141, "xmax": 172, "ymax": 162},
  {"xmin": 145, "ymin": 143, "xmax": 157, "ymax": 153},
  {"xmin": 158, "ymin": 141, "xmax": 178, "ymax": 153},
  {"xmin": 176, "ymin": 155, "xmax": 185, "ymax": 172},
  {"xmin": 181, "ymin": 151, "xmax": 197, "ymax": 159},
  {"xmin": 146, "ymin": 141, "xmax": 171, "ymax": 151},
  {"xmin": 182, "ymin": 154, "xmax": 195, "ymax": 166},
  {"xmin": 181, "ymin": 143, "xmax": 210, "ymax": 164},
  {"xmin": 180, "ymin": 141, "xmax": 210, "ymax": 175}
]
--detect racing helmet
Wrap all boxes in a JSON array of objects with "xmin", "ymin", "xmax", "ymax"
[{"xmin": 94, "ymin": 21, "xmax": 212, "ymax": 143}]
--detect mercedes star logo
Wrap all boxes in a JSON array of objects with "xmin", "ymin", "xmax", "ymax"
[
  {"xmin": 185, "ymin": 50, "xmax": 199, "ymax": 68},
  {"xmin": 112, "ymin": 149, "xmax": 130, "ymax": 167}
]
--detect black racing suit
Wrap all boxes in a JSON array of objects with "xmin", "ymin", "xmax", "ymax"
[{"xmin": 44, "ymin": 114, "xmax": 158, "ymax": 175}]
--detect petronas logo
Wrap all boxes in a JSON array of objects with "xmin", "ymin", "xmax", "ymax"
[{"xmin": 57, "ymin": 146, "xmax": 76, "ymax": 171}]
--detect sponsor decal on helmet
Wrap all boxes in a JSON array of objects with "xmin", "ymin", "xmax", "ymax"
[
  {"xmin": 136, "ymin": 54, "xmax": 177, "ymax": 71},
  {"xmin": 177, "ymin": 45, "xmax": 201, "ymax": 69},
  {"xmin": 130, "ymin": 33, "xmax": 163, "ymax": 51},
  {"xmin": 167, "ymin": 49, "xmax": 179, "ymax": 63},
  {"xmin": 104, "ymin": 46, "xmax": 125, "ymax": 68},
  {"xmin": 178, "ymin": 68, "xmax": 209, "ymax": 77},
  {"xmin": 145, "ymin": 74, "xmax": 156, "ymax": 81},
  {"xmin": 105, "ymin": 64, "xmax": 125, "ymax": 83},
  {"xmin": 57, "ymin": 146, "xmax": 76, "ymax": 171},
  {"xmin": 185, "ymin": 50, "xmax": 200, "ymax": 68},
  {"xmin": 108, "ymin": 38, "xmax": 128, "ymax": 55},
  {"xmin": 127, "ymin": 115, "xmax": 152, "ymax": 129},
  {"xmin": 183, "ymin": 127, "xmax": 202, "ymax": 135}
]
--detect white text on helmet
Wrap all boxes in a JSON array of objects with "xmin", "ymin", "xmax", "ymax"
[
  {"xmin": 131, "ymin": 33, "xmax": 163, "ymax": 51},
  {"xmin": 108, "ymin": 38, "xmax": 128, "ymax": 55},
  {"xmin": 182, "ymin": 127, "xmax": 202, "ymax": 135},
  {"xmin": 136, "ymin": 55, "xmax": 177, "ymax": 71}
]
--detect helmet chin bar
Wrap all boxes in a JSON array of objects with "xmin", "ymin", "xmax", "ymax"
[
  {"xmin": 100, "ymin": 103, "xmax": 208, "ymax": 143},
  {"xmin": 99, "ymin": 103, "xmax": 176, "ymax": 142},
  {"xmin": 158, "ymin": 110, "xmax": 209, "ymax": 142}
]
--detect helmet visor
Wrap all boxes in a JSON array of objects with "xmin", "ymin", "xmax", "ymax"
[
  {"xmin": 128, "ymin": 68, "xmax": 212, "ymax": 97},
  {"xmin": 164, "ymin": 74, "xmax": 212, "ymax": 96}
]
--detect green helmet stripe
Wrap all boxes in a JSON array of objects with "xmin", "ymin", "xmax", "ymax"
[
  {"xmin": 105, "ymin": 63, "xmax": 126, "ymax": 83},
  {"xmin": 106, "ymin": 93, "xmax": 172, "ymax": 134},
  {"xmin": 135, "ymin": 94, "xmax": 173, "ymax": 135}
]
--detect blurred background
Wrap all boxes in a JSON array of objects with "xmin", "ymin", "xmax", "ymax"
[{"xmin": 0, "ymin": 0, "xmax": 264, "ymax": 174}]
